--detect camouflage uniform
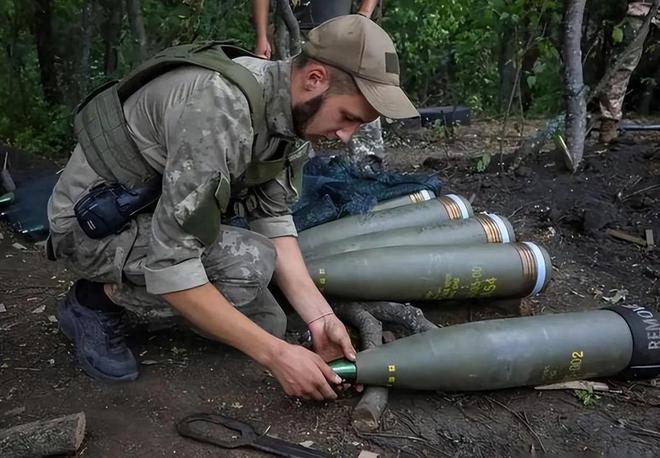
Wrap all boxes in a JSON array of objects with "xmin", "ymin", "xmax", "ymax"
[
  {"xmin": 600, "ymin": 2, "xmax": 659, "ymax": 123},
  {"xmin": 48, "ymin": 57, "xmax": 301, "ymax": 336}
]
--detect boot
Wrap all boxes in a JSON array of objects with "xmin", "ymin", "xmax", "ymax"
[{"xmin": 58, "ymin": 281, "xmax": 139, "ymax": 382}]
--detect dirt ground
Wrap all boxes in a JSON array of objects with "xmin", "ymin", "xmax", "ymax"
[{"xmin": 1, "ymin": 120, "xmax": 659, "ymax": 457}]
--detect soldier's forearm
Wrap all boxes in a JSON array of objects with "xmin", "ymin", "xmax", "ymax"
[
  {"xmin": 161, "ymin": 283, "xmax": 283, "ymax": 366},
  {"xmin": 271, "ymin": 236, "xmax": 335, "ymax": 324}
]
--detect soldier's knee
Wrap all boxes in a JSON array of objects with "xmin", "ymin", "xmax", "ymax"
[
  {"xmin": 259, "ymin": 305, "xmax": 287, "ymax": 339},
  {"xmin": 239, "ymin": 288, "xmax": 287, "ymax": 338},
  {"xmin": 203, "ymin": 228, "xmax": 277, "ymax": 289}
]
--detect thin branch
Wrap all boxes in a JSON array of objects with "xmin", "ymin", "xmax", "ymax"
[{"xmin": 486, "ymin": 396, "xmax": 547, "ymax": 453}]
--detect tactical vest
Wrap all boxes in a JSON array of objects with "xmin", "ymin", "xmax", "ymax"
[{"xmin": 73, "ymin": 41, "xmax": 308, "ymax": 196}]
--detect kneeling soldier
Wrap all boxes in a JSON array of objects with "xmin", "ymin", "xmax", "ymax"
[{"xmin": 47, "ymin": 15, "xmax": 417, "ymax": 400}]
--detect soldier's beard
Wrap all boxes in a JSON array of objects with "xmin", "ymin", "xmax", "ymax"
[{"xmin": 292, "ymin": 93, "xmax": 325, "ymax": 140}]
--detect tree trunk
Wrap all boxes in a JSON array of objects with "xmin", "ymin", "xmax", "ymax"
[
  {"xmin": 126, "ymin": 0, "xmax": 148, "ymax": 64},
  {"xmin": 76, "ymin": 0, "xmax": 97, "ymax": 102},
  {"xmin": 99, "ymin": 0, "xmax": 123, "ymax": 76},
  {"xmin": 32, "ymin": 0, "xmax": 62, "ymax": 104},
  {"xmin": 273, "ymin": 0, "xmax": 300, "ymax": 60},
  {"xmin": 497, "ymin": 26, "xmax": 517, "ymax": 114},
  {"xmin": 562, "ymin": 0, "xmax": 587, "ymax": 172}
]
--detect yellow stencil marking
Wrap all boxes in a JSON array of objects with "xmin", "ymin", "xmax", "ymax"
[
  {"xmin": 317, "ymin": 268, "xmax": 327, "ymax": 290},
  {"xmin": 388, "ymin": 364, "xmax": 396, "ymax": 372},
  {"xmin": 387, "ymin": 376, "xmax": 396, "ymax": 384}
]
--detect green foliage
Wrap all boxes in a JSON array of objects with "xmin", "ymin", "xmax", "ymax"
[
  {"xmin": 0, "ymin": 0, "xmax": 621, "ymax": 155},
  {"xmin": 526, "ymin": 38, "xmax": 564, "ymax": 115},
  {"xmin": 430, "ymin": 119, "xmax": 455, "ymax": 142},
  {"xmin": 384, "ymin": 0, "xmax": 563, "ymax": 114},
  {"xmin": 0, "ymin": 99, "xmax": 72, "ymax": 157},
  {"xmin": 0, "ymin": 1, "xmax": 71, "ymax": 156},
  {"xmin": 475, "ymin": 152, "xmax": 492, "ymax": 173},
  {"xmin": 574, "ymin": 388, "xmax": 600, "ymax": 406},
  {"xmin": 612, "ymin": 25, "xmax": 624, "ymax": 44}
]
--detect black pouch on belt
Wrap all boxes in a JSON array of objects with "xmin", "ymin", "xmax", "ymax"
[{"xmin": 74, "ymin": 178, "xmax": 161, "ymax": 239}]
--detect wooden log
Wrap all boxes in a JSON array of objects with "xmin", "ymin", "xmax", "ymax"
[
  {"xmin": 0, "ymin": 412, "xmax": 86, "ymax": 458},
  {"xmin": 351, "ymin": 331, "xmax": 397, "ymax": 432},
  {"xmin": 334, "ymin": 302, "xmax": 438, "ymax": 432}
]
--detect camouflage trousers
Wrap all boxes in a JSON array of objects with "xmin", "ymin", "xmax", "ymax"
[
  {"xmin": 599, "ymin": 15, "xmax": 647, "ymax": 121},
  {"xmin": 50, "ymin": 214, "xmax": 287, "ymax": 337}
]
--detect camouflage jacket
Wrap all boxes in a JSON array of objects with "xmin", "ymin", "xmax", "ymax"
[{"xmin": 48, "ymin": 57, "xmax": 301, "ymax": 294}]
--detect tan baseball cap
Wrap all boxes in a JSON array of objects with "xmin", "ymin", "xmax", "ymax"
[{"xmin": 303, "ymin": 14, "xmax": 418, "ymax": 120}]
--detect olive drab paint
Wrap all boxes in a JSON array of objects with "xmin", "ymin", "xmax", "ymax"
[
  {"xmin": 330, "ymin": 306, "xmax": 660, "ymax": 391},
  {"xmin": 306, "ymin": 242, "xmax": 551, "ymax": 301},
  {"xmin": 302, "ymin": 213, "xmax": 516, "ymax": 261},
  {"xmin": 297, "ymin": 194, "xmax": 473, "ymax": 253}
]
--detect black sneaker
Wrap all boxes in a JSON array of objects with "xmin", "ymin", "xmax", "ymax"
[{"xmin": 58, "ymin": 281, "xmax": 139, "ymax": 382}]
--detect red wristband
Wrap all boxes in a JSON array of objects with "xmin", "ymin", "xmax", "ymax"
[{"xmin": 306, "ymin": 312, "xmax": 335, "ymax": 326}]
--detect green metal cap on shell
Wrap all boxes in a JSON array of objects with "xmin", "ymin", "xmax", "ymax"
[{"xmin": 329, "ymin": 359, "xmax": 357, "ymax": 381}]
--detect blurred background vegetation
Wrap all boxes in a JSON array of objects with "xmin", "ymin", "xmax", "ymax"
[{"xmin": 0, "ymin": 0, "xmax": 657, "ymax": 156}]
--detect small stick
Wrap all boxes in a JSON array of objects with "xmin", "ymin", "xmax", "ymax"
[{"xmin": 606, "ymin": 229, "xmax": 647, "ymax": 247}]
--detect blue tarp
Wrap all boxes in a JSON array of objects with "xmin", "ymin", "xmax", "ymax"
[{"xmin": 290, "ymin": 156, "xmax": 442, "ymax": 231}]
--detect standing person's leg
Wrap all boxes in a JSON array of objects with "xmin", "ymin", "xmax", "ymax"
[{"xmin": 599, "ymin": 15, "xmax": 647, "ymax": 143}]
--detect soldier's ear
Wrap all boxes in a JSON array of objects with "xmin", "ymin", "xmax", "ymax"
[{"xmin": 303, "ymin": 63, "xmax": 330, "ymax": 94}]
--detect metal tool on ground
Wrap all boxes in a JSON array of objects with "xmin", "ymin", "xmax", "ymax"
[
  {"xmin": 298, "ymin": 193, "xmax": 473, "ymax": 252},
  {"xmin": 307, "ymin": 242, "xmax": 550, "ymax": 301},
  {"xmin": 177, "ymin": 413, "xmax": 332, "ymax": 458},
  {"xmin": 330, "ymin": 304, "xmax": 660, "ymax": 391},
  {"xmin": 303, "ymin": 213, "xmax": 515, "ymax": 261}
]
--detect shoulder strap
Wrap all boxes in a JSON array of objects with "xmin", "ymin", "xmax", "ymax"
[
  {"xmin": 117, "ymin": 41, "xmax": 268, "ymax": 152},
  {"xmin": 74, "ymin": 42, "xmax": 270, "ymax": 187}
]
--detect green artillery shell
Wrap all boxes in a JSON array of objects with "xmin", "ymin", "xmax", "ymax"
[
  {"xmin": 303, "ymin": 213, "xmax": 515, "ymax": 261},
  {"xmin": 307, "ymin": 242, "xmax": 551, "ymax": 301},
  {"xmin": 298, "ymin": 194, "xmax": 473, "ymax": 252},
  {"xmin": 370, "ymin": 190, "xmax": 436, "ymax": 212},
  {"xmin": 331, "ymin": 309, "xmax": 633, "ymax": 390}
]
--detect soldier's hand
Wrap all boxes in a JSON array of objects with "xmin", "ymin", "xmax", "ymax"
[
  {"xmin": 267, "ymin": 342, "xmax": 342, "ymax": 401},
  {"xmin": 308, "ymin": 313, "xmax": 357, "ymax": 363}
]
